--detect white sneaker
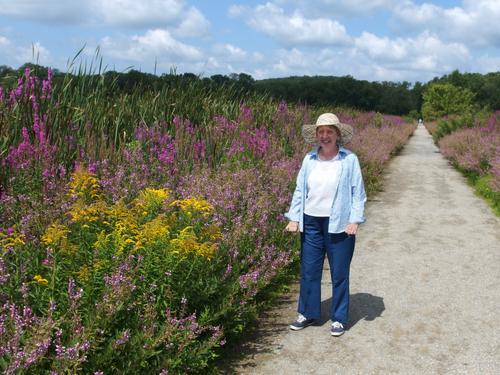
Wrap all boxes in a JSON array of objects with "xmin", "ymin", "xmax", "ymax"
[
  {"xmin": 331, "ymin": 321, "xmax": 345, "ymax": 336},
  {"xmin": 289, "ymin": 314, "xmax": 315, "ymax": 330}
]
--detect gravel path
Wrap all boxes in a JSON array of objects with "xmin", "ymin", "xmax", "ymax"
[{"xmin": 225, "ymin": 124, "xmax": 500, "ymax": 374}]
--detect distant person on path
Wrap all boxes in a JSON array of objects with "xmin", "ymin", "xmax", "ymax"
[
  {"xmin": 418, "ymin": 118, "xmax": 423, "ymax": 126},
  {"xmin": 285, "ymin": 113, "xmax": 366, "ymax": 337}
]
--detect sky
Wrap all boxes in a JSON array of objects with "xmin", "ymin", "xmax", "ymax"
[{"xmin": 1, "ymin": 0, "xmax": 500, "ymax": 83}]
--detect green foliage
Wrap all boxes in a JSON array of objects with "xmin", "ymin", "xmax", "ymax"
[
  {"xmin": 407, "ymin": 109, "xmax": 420, "ymax": 120},
  {"xmin": 427, "ymin": 69, "xmax": 500, "ymax": 111},
  {"xmin": 1, "ymin": 172, "xmax": 235, "ymax": 374},
  {"xmin": 254, "ymin": 76, "xmax": 419, "ymax": 115},
  {"xmin": 0, "ymin": 60, "xmax": 274, "ymax": 187},
  {"xmin": 432, "ymin": 107, "xmax": 494, "ymax": 142},
  {"xmin": 461, "ymin": 173, "xmax": 500, "ymax": 217},
  {"xmin": 475, "ymin": 175, "xmax": 500, "ymax": 216},
  {"xmin": 3, "ymin": 62, "xmax": 500, "ymax": 121},
  {"xmin": 432, "ymin": 113, "xmax": 473, "ymax": 141},
  {"xmin": 421, "ymin": 83, "xmax": 475, "ymax": 120}
]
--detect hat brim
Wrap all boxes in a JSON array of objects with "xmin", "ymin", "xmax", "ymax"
[{"xmin": 301, "ymin": 122, "xmax": 354, "ymax": 145}]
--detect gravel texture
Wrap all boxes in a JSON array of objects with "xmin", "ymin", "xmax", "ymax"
[{"xmin": 223, "ymin": 124, "xmax": 500, "ymax": 374}]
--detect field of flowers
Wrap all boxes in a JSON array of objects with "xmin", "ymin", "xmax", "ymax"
[
  {"xmin": 426, "ymin": 112, "xmax": 500, "ymax": 214},
  {"xmin": 0, "ymin": 67, "xmax": 415, "ymax": 374}
]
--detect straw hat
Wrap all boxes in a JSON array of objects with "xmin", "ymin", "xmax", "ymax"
[{"xmin": 302, "ymin": 113, "xmax": 353, "ymax": 145}]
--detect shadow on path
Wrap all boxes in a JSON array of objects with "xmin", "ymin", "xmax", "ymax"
[
  {"xmin": 217, "ymin": 290, "xmax": 297, "ymax": 373},
  {"xmin": 318, "ymin": 292, "xmax": 385, "ymax": 328},
  {"xmin": 219, "ymin": 292, "xmax": 385, "ymax": 373}
]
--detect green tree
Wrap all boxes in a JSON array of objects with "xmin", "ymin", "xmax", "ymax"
[{"xmin": 421, "ymin": 83, "xmax": 475, "ymax": 120}]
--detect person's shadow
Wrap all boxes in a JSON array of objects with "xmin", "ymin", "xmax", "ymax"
[{"xmin": 318, "ymin": 292, "xmax": 385, "ymax": 329}]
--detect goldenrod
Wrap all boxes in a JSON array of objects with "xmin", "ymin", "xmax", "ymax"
[
  {"xmin": 41, "ymin": 223, "xmax": 69, "ymax": 246},
  {"xmin": 69, "ymin": 166, "xmax": 101, "ymax": 201},
  {"xmin": 170, "ymin": 197, "xmax": 214, "ymax": 217}
]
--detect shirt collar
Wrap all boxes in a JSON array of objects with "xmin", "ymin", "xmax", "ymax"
[{"xmin": 310, "ymin": 146, "xmax": 348, "ymax": 160}]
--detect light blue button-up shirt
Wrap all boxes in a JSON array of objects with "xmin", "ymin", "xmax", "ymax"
[{"xmin": 285, "ymin": 147, "xmax": 367, "ymax": 233}]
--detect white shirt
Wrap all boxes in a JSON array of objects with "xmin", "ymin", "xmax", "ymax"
[{"xmin": 304, "ymin": 155, "xmax": 341, "ymax": 217}]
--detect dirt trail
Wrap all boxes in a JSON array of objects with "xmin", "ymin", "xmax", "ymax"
[{"xmin": 224, "ymin": 124, "xmax": 500, "ymax": 374}]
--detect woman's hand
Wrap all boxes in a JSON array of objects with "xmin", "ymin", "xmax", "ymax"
[
  {"xmin": 285, "ymin": 221, "xmax": 299, "ymax": 233},
  {"xmin": 345, "ymin": 223, "xmax": 359, "ymax": 235}
]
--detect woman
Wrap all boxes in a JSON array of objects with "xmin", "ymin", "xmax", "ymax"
[{"xmin": 285, "ymin": 113, "xmax": 366, "ymax": 336}]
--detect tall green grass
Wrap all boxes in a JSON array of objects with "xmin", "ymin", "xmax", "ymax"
[{"xmin": 0, "ymin": 53, "xmax": 279, "ymax": 188}]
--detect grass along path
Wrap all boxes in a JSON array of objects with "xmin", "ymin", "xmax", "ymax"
[{"xmin": 222, "ymin": 124, "xmax": 500, "ymax": 374}]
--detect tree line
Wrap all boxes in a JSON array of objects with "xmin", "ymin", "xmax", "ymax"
[{"xmin": 1, "ymin": 63, "xmax": 499, "ymax": 116}]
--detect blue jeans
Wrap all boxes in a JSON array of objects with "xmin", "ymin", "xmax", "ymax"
[{"xmin": 298, "ymin": 214, "xmax": 355, "ymax": 324}]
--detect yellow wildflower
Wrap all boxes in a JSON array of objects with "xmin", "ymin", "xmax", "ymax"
[
  {"xmin": 169, "ymin": 226, "xmax": 218, "ymax": 260},
  {"xmin": 203, "ymin": 224, "xmax": 222, "ymax": 241},
  {"xmin": 109, "ymin": 203, "xmax": 139, "ymax": 236},
  {"xmin": 142, "ymin": 188, "xmax": 169, "ymax": 202},
  {"xmin": 0, "ymin": 226, "xmax": 26, "ymax": 251},
  {"xmin": 196, "ymin": 242, "xmax": 217, "ymax": 260},
  {"xmin": 69, "ymin": 166, "xmax": 101, "ymax": 201},
  {"xmin": 1, "ymin": 229, "xmax": 26, "ymax": 251},
  {"xmin": 68, "ymin": 200, "xmax": 104, "ymax": 223},
  {"xmin": 111, "ymin": 215, "xmax": 139, "ymax": 255},
  {"xmin": 170, "ymin": 197, "xmax": 214, "ymax": 217},
  {"xmin": 135, "ymin": 188, "xmax": 170, "ymax": 215},
  {"xmin": 93, "ymin": 260, "xmax": 105, "ymax": 272},
  {"xmin": 41, "ymin": 222, "xmax": 76, "ymax": 255},
  {"xmin": 134, "ymin": 215, "xmax": 170, "ymax": 250},
  {"xmin": 93, "ymin": 230, "xmax": 109, "ymax": 250},
  {"xmin": 41, "ymin": 222, "xmax": 69, "ymax": 246},
  {"xmin": 33, "ymin": 274, "xmax": 49, "ymax": 286},
  {"xmin": 76, "ymin": 265, "xmax": 91, "ymax": 282},
  {"xmin": 170, "ymin": 226, "xmax": 199, "ymax": 255}
]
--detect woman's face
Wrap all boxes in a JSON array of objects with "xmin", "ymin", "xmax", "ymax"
[{"xmin": 315, "ymin": 125, "xmax": 340, "ymax": 148}]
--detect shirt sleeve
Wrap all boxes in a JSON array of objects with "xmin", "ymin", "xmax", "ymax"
[
  {"xmin": 348, "ymin": 155, "xmax": 367, "ymax": 224},
  {"xmin": 284, "ymin": 157, "xmax": 306, "ymax": 222}
]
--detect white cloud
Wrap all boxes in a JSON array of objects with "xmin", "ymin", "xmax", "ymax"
[
  {"xmin": 101, "ymin": 29, "xmax": 203, "ymax": 64},
  {"xmin": 355, "ymin": 32, "xmax": 407, "ymax": 61},
  {"xmin": 131, "ymin": 29, "xmax": 203, "ymax": 61},
  {"xmin": 199, "ymin": 44, "xmax": 269, "ymax": 78},
  {"xmin": 230, "ymin": 3, "xmax": 351, "ymax": 46},
  {"xmin": 228, "ymin": 5, "xmax": 246, "ymax": 17},
  {"xmin": 1, "ymin": 0, "xmax": 498, "ymax": 82},
  {"xmin": 251, "ymin": 68, "xmax": 270, "ymax": 80},
  {"xmin": 0, "ymin": 0, "xmax": 209, "ymax": 36},
  {"xmin": 394, "ymin": 0, "xmax": 500, "ymax": 48},
  {"xmin": 0, "ymin": 35, "xmax": 10, "ymax": 47},
  {"xmin": 332, "ymin": 0, "xmax": 399, "ymax": 13},
  {"xmin": 95, "ymin": 0, "xmax": 209, "ymax": 36},
  {"xmin": 276, "ymin": 0, "xmax": 400, "ymax": 16},
  {"xmin": 264, "ymin": 47, "xmax": 355, "ymax": 78},
  {"xmin": 354, "ymin": 31, "xmax": 470, "ymax": 72},
  {"xmin": 0, "ymin": 35, "xmax": 51, "ymax": 66},
  {"xmin": 17, "ymin": 42, "xmax": 51, "ymax": 65},
  {"xmin": 172, "ymin": 6, "xmax": 210, "ymax": 37},
  {"xmin": 96, "ymin": 0, "xmax": 184, "ymax": 25},
  {"xmin": 0, "ymin": 0, "xmax": 88, "ymax": 24},
  {"xmin": 273, "ymin": 48, "xmax": 309, "ymax": 72},
  {"xmin": 213, "ymin": 44, "xmax": 247, "ymax": 61},
  {"xmin": 248, "ymin": 27, "xmax": 473, "ymax": 82},
  {"xmin": 203, "ymin": 56, "xmax": 220, "ymax": 70}
]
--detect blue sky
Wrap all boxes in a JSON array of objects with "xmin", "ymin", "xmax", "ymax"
[{"xmin": 1, "ymin": 0, "xmax": 499, "ymax": 83}]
